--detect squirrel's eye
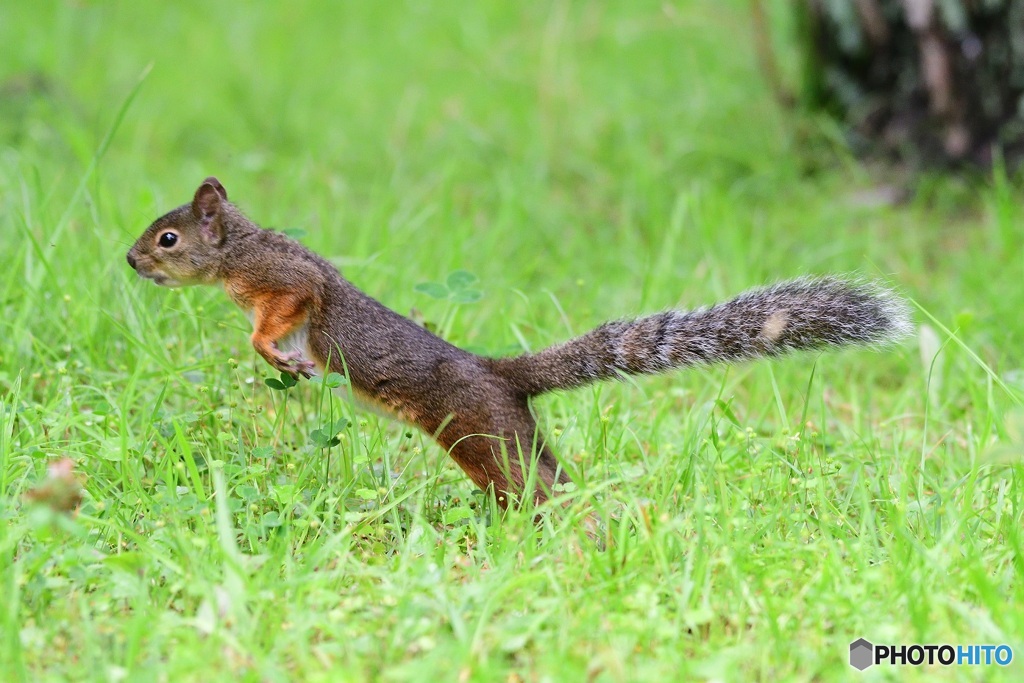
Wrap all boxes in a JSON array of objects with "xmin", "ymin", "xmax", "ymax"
[{"xmin": 158, "ymin": 232, "xmax": 178, "ymax": 248}]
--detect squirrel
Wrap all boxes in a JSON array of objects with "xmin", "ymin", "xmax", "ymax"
[{"xmin": 127, "ymin": 178, "xmax": 912, "ymax": 508}]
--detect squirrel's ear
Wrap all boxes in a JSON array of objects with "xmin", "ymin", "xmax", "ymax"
[
  {"xmin": 192, "ymin": 179, "xmax": 227, "ymax": 245},
  {"xmin": 202, "ymin": 176, "xmax": 227, "ymax": 201}
]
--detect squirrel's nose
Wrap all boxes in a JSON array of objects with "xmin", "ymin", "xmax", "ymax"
[{"xmin": 126, "ymin": 252, "xmax": 137, "ymax": 270}]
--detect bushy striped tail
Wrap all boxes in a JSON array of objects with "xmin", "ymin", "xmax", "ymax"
[{"xmin": 490, "ymin": 276, "xmax": 912, "ymax": 396}]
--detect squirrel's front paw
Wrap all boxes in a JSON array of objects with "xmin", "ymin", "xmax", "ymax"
[{"xmin": 273, "ymin": 351, "xmax": 316, "ymax": 379}]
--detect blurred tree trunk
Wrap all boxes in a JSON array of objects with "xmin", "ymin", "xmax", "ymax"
[{"xmin": 793, "ymin": 0, "xmax": 1024, "ymax": 169}]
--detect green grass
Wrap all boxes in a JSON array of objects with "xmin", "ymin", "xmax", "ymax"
[{"xmin": 2, "ymin": 1, "xmax": 1023, "ymax": 680}]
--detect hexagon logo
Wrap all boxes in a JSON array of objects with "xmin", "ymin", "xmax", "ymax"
[{"xmin": 850, "ymin": 638, "xmax": 874, "ymax": 670}]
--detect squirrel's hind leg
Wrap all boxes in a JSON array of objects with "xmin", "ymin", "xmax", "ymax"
[{"xmin": 442, "ymin": 428, "xmax": 570, "ymax": 510}]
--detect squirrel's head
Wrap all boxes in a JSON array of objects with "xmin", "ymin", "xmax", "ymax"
[{"xmin": 127, "ymin": 177, "xmax": 231, "ymax": 287}]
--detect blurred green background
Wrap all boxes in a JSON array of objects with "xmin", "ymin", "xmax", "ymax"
[{"xmin": 1, "ymin": 1, "xmax": 1022, "ymax": 681}]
